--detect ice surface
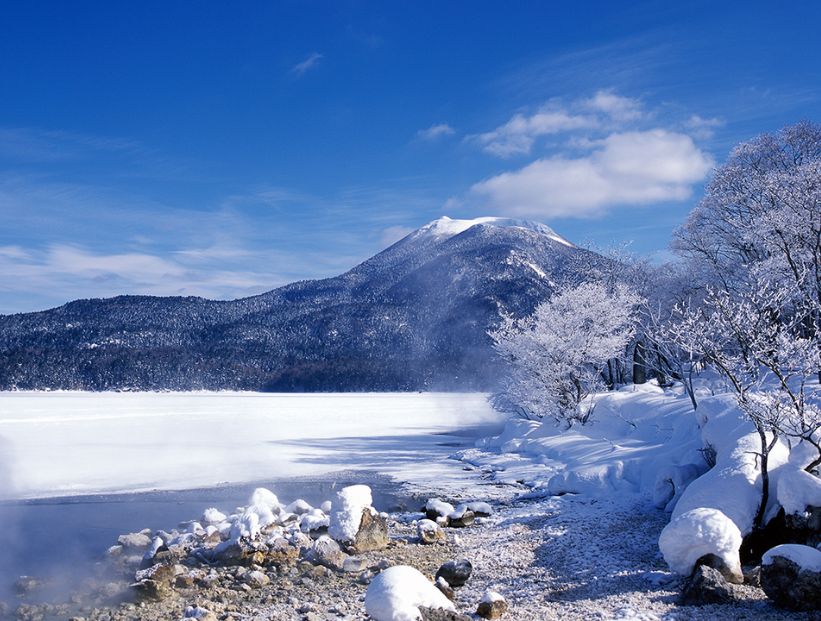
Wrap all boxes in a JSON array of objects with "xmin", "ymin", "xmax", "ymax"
[{"xmin": 0, "ymin": 392, "xmax": 503, "ymax": 498}]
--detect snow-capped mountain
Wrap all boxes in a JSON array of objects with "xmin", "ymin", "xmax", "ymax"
[{"xmin": 0, "ymin": 217, "xmax": 606, "ymax": 391}]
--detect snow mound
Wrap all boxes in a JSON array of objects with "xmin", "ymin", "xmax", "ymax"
[
  {"xmin": 364, "ymin": 565, "xmax": 456, "ymax": 621},
  {"xmin": 763, "ymin": 544, "xmax": 821, "ymax": 572},
  {"xmin": 670, "ymin": 396, "xmax": 789, "ymax": 534},
  {"xmin": 249, "ymin": 488, "xmax": 280, "ymax": 510},
  {"xmin": 777, "ymin": 466, "xmax": 821, "ymax": 515},
  {"xmin": 328, "ymin": 484, "xmax": 372, "ymax": 542},
  {"xmin": 658, "ymin": 507, "xmax": 742, "ymax": 579},
  {"xmin": 201, "ymin": 507, "xmax": 227, "ymax": 525}
]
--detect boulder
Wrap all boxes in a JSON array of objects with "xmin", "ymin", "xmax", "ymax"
[
  {"xmin": 305, "ymin": 536, "xmax": 347, "ymax": 570},
  {"xmin": 130, "ymin": 563, "xmax": 176, "ymax": 602},
  {"xmin": 425, "ymin": 499, "xmax": 455, "ymax": 522},
  {"xmin": 243, "ymin": 570, "xmax": 270, "ymax": 589},
  {"xmin": 118, "ymin": 532, "xmax": 152, "ymax": 551},
  {"xmin": 418, "ymin": 519, "xmax": 446, "ymax": 545},
  {"xmin": 476, "ymin": 590, "xmax": 508, "ymax": 619},
  {"xmin": 448, "ymin": 509, "xmax": 475, "ymax": 529},
  {"xmin": 265, "ymin": 537, "xmax": 300, "ymax": 567},
  {"xmin": 435, "ymin": 559, "xmax": 473, "ymax": 588},
  {"xmin": 761, "ymin": 545, "xmax": 821, "ymax": 611},
  {"xmin": 679, "ymin": 565, "xmax": 738, "ymax": 606},
  {"xmin": 350, "ymin": 508, "xmax": 389, "ymax": 552}
]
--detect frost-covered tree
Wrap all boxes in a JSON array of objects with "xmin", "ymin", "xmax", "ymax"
[
  {"xmin": 673, "ymin": 121, "xmax": 821, "ymax": 363},
  {"xmin": 660, "ymin": 275, "xmax": 821, "ymax": 526},
  {"xmin": 490, "ymin": 282, "xmax": 644, "ymax": 425}
]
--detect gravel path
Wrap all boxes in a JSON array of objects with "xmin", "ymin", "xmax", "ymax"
[{"xmin": 453, "ymin": 492, "xmax": 811, "ymax": 621}]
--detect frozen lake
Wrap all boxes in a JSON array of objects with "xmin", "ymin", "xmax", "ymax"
[
  {"xmin": 0, "ymin": 391, "xmax": 503, "ymax": 599},
  {"xmin": 0, "ymin": 391, "xmax": 503, "ymax": 499}
]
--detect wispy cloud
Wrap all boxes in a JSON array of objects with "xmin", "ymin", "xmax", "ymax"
[
  {"xmin": 415, "ymin": 123, "xmax": 456, "ymax": 142},
  {"xmin": 291, "ymin": 52, "xmax": 324, "ymax": 77},
  {"xmin": 582, "ymin": 90, "xmax": 644, "ymax": 122},
  {"xmin": 469, "ymin": 129, "xmax": 713, "ymax": 219},
  {"xmin": 684, "ymin": 114, "xmax": 723, "ymax": 139},
  {"xmin": 468, "ymin": 90, "xmax": 645, "ymax": 158},
  {"xmin": 0, "ymin": 127, "xmax": 143, "ymax": 163}
]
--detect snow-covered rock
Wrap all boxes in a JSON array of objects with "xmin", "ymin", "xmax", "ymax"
[
  {"xmin": 201, "ymin": 508, "xmax": 227, "ymax": 526},
  {"xmin": 435, "ymin": 559, "xmax": 473, "ymax": 588},
  {"xmin": 761, "ymin": 544, "xmax": 821, "ymax": 611},
  {"xmin": 425, "ymin": 498, "xmax": 455, "ymax": 520},
  {"xmin": 364, "ymin": 565, "xmax": 456, "ymax": 621},
  {"xmin": 329, "ymin": 485, "xmax": 373, "ymax": 542},
  {"xmin": 299, "ymin": 508, "xmax": 330, "ymax": 533},
  {"xmin": 417, "ymin": 519, "xmax": 446, "ymax": 545},
  {"xmin": 249, "ymin": 487, "xmax": 280, "ymax": 511},
  {"xmin": 658, "ymin": 507, "xmax": 743, "ymax": 583},
  {"xmin": 476, "ymin": 590, "xmax": 508, "ymax": 619},
  {"xmin": 285, "ymin": 499, "xmax": 313, "ymax": 515}
]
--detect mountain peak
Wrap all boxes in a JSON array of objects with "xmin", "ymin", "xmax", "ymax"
[{"xmin": 414, "ymin": 216, "xmax": 574, "ymax": 248}]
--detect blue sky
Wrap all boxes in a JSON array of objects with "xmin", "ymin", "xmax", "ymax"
[{"xmin": 1, "ymin": 1, "xmax": 820, "ymax": 313}]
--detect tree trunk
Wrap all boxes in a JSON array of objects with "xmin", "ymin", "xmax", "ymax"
[{"xmin": 633, "ymin": 340, "xmax": 647, "ymax": 385}]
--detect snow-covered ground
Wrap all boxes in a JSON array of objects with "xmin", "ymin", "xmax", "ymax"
[{"xmin": 0, "ymin": 392, "xmax": 504, "ymax": 499}]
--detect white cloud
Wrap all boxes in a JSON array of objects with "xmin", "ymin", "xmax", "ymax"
[
  {"xmin": 291, "ymin": 52, "xmax": 324, "ymax": 76},
  {"xmin": 416, "ymin": 123, "xmax": 455, "ymax": 141},
  {"xmin": 470, "ymin": 129, "xmax": 713, "ymax": 218},
  {"xmin": 582, "ymin": 90, "xmax": 644, "ymax": 122},
  {"xmin": 471, "ymin": 108, "xmax": 596, "ymax": 158},
  {"xmin": 684, "ymin": 114, "xmax": 723, "ymax": 139}
]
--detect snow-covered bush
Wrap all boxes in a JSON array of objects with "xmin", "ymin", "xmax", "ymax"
[{"xmin": 490, "ymin": 281, "xmax": 644, "ymax": 425}]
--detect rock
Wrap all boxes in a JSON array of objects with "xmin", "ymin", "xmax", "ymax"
[
  {"xmin": 418, "ymin": 607, "xmax": 472, "ymax": 621},
  {"xmin": 434, "ymin": 577, "xmax": 454, "ymax": 600},
  {"xmin": 417, "ymin": 519, "xmax": 446, "ymax": 545},
  {"xmin": 305, "ymin": 536, "xmax": 347, "ymax": 570},
  {"xmin": 342, "ymin": 557, "xmax": 367, "ymax": 573},
  {"xmin": 425, "ymin": 499, "xmax": 455, "ymax": 522},
  {"xmin": 743, "ymin": 565, "xmax": 761, "ymax": 587},
  {"xmin": 243, "ymin": 570, "xmax": 270, "ymax": 589},
  {"xmin": 694, "ymin": 552, "xmax": 744, "ymax": 585},
  {"xmin": 130, "ymin": 563, "xmax": 177, "ymax": 602},
  {"xmin": 448, "ymin": 510, "xmax": 475, "ymax": 529},
  {"xmin": 435, "ymin": 559, "xmax": 473, "ymax": 588},
  {"xmin": 350, "ymin": 508, "xmax": 389, "ymax": 552},
  {"xmin": 266, "ymin": 537, "xmax": 300, "ymax": 567},
  {"xmin": 679, "ymin": 565, "xmax": 738, "ymax": 606},
  {"xmin": 118, "ymin": 532, "xmax": 153, "ymax": 550},
  {"xmin": 211, "ymin": 538, "xmax": 267, "ymax": 566},
  {"xmin": 466, "ymin": 502, "xmax": 493, "ymax": 517},
  {"xmin": 184, "ymin": 605, "xmax": 218, "ymax": 620},
  {"xmin": 761, "ymin": 551, "xmax": 821, "ymax": 611},
  {"xmin": 476, "ymin": 590, "xmax": 508, "ymax": 619}
]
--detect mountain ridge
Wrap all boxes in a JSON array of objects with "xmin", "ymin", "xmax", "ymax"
[{"xmin": 0, "ymin": 216, "xmax": 605, "ymax": 391}]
